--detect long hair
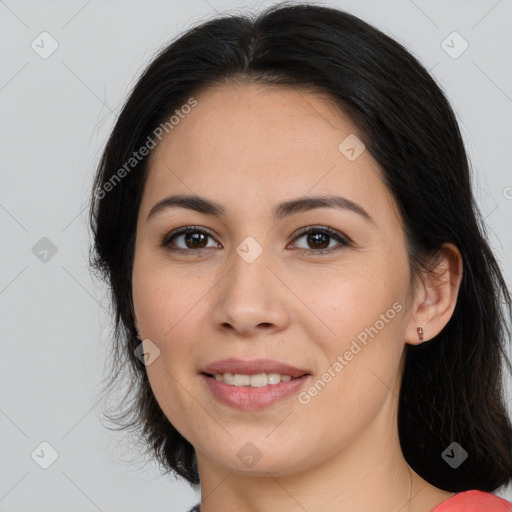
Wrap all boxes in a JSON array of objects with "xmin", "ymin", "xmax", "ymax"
[{"xmin": 88, "ymin": 2, "xmax": 512, "ymax": 490}]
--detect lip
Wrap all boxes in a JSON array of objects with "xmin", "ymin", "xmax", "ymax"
[
  {"xmin": 201, "ymin": 373, "xmax": 311, "ymax": 410},
  {"xmin": 201, "ymin": 358, "xmax": 310, "ymax": 378},
  {"xmin": 200, "ymin": 358, "xmax": 312, "ymax": 410}
]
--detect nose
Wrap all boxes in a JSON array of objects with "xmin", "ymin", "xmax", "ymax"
[{"xmin": 211, "ymin": 247, "xmax": 291, "ymax": 337}]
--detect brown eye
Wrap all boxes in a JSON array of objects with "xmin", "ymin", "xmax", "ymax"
[
  {"xmin": 292, "ymin": 226, "xmax": 350, "ymax": 256},
  {"xmin": 182, "ymin": 232, "xmax": 208, "ymax": 249},
  {"xmin": 161, "ymin": 226, "xmax": 220, "ymax": 253},
  {"xmin": 305, "ymin": 232, "xmax": 330, "ymax": 249}
]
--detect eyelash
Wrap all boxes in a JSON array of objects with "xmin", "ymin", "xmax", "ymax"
[{"xmin": 160, "ymin": 225, "xmax": 351, "ymax": 257}]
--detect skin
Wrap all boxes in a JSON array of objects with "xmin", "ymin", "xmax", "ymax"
[{"xmin": 131, "ymin": 83, "xmax": 463, "ymax": 512}]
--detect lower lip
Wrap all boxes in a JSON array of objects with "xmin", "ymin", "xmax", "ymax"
[{"xmin": 201, "ymin": 373, "xmax": 311, "ymax": 410}]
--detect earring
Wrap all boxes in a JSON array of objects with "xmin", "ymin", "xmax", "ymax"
[
  {"xmin": 417, "ymin": 326, "xmax": 424, "ymax": 342},
  {"xmin": 136, "ymin": 332, "xmax": 142, "ymax": 341}
]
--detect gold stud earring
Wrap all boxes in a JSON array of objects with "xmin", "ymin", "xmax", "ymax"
[{"xmin": 417, "ymin": 326, "xmax": 424, "ymax": 342}]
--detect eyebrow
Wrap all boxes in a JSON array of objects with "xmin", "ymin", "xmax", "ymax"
[{"xmin": 146, "ymin": 194, "xmax": 375, "ymax": 225}]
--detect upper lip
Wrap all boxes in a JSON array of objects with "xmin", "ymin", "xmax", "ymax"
[{"xmin": 201, "ymin": 358, "xmax": 310, "ymax": 378}]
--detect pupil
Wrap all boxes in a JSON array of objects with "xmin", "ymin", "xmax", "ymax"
[
  {"xmin": 309, "ymin": 232, "xmax": 329, "ymax": 249},
  {"xmin": 186, "ymin": 232, "xmax": 207, "ymax": 249}
]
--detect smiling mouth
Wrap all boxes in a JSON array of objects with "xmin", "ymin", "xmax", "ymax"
[
  {"xmin": 202, "ymin": 372, "xmax": 308, "ymax": 387},
  {"xmin": 200, "ymin": 371, "xmax": 311, "ymax": 410}
]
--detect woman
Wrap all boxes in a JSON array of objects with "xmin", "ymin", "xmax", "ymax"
[{"xmin": 89, "ymin": 3, "xmax": 512, "ymax": 511}]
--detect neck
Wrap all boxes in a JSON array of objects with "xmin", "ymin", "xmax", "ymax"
[{"xmin": 195, "ymin": 390, "xmax": 424, "ymax": 512}]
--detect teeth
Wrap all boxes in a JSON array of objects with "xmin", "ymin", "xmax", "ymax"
[{"xmin": 213, "ymin": 373, "xmax": 294, "ymax": 387}]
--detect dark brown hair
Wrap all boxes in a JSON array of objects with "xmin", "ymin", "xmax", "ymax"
[{"xmin": 89, "ymin": 2, "xmax": 512, "ymax": 491}]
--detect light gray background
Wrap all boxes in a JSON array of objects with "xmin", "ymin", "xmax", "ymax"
[{"xmin": 1, "ymin": 0, "xmax": 511, "ymax": 510}]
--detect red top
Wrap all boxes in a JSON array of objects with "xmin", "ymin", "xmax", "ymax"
[
  {"xmin": 432, "ymin": 490, "xmax": 512, "ymax": 511},
  {"xmin": 187, "ymin": 491, "xmax": 512, "ymax": 512}
]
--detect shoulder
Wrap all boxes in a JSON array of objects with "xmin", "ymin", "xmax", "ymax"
[{"xmin": 432, "ymin": 490, "xmax": 512, "ymax": 511}]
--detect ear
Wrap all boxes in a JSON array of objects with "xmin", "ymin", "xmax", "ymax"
[{"xmin": 405, "ymin": 242, "xmax": 463, "ymax": 345}]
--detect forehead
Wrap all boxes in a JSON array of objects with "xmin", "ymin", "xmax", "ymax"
[
  {"xmin": 141, "ymin": 82, "xmax": 398, "ymax": 225},
  {"xmin": 159, "ymin": 82, "xmax": 357, "ymax": 157}
]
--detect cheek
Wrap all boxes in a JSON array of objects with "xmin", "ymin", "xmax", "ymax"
[
  {"xmin": 296, "ymin": 284, "xmax": 406, "ymax": 446},
  {"xmin": 131, "ymin": 260, "xmax": 209, "ymax": 436},
  {"xmin": 131, "ymin": 250, "xmax": 224, "ymax": 381},
  {"xmin": 132, "ymin": 248, "xmax": 210, "ymax": 340},
  {"xmin": 131, "ymin": 256, "xmax": 200, "ymax": 404},
  {"xmin": 301, "ymin": 257, "xmax": 405, "ymax": 341},
  {"xmin": 299, "ymin": 261, "xmax": 407, "ymax": 398}
]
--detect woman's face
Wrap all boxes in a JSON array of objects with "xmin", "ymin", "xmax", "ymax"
[{"xmin": 132, "ymin": 83, "xmax": 417, "ymax": 476}]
